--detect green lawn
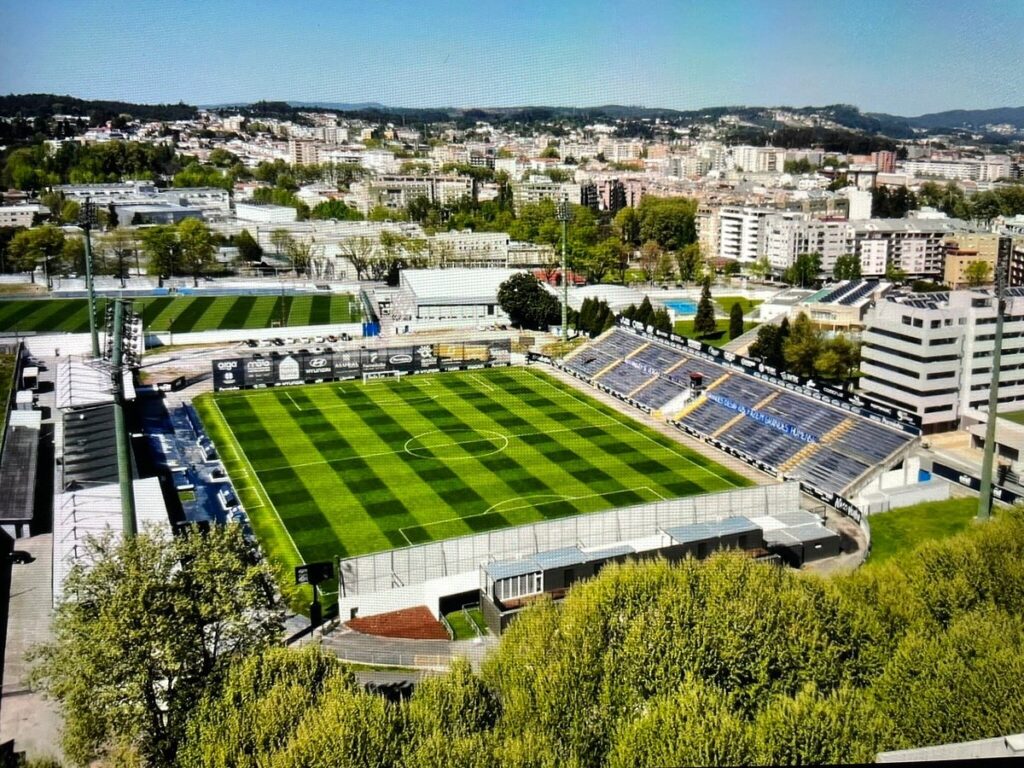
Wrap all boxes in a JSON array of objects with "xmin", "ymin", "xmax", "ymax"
[
  {"xmin": 194, "ymin": 367, "xmax": 750, "ymax": 590},
  {"xmin": 0, "ymin": 294, "xmax": 360, "ymax": 334},
  {"xmin": 867, "ymin": 497, "xmax": 978, "ymax": 565},
  {"xmin": 443, "ymin": 607, "xmax": 490, "ymax": 640},
  {"xmin": 1001, "ymin": 410, "xmax": 1024, "ymax": 426},
  {"xmin": 0, "ymin": 353, "xmax": 15, "ymax": 434},
  {"xmin": 714, "ymin": 296, "xmax": 762, "ymax": 316},
  {"xmin": 673, "ymin": 319, "xmax": 758, "ymax": 347}
]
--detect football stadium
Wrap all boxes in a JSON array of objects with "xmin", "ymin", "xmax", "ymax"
[{"xmin": 194, "ymin": 321, "xmax": 920, "ymax": 630}]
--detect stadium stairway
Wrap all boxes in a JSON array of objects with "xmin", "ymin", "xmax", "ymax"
[
  {"xmin": 628, "ymin": 375, "xmax": 658, "ymax": 398},
  {"xmin": 625, "ymin": 342, "xmax": 650, "ymax": 360},
  {"xmin": 821, "ymin": 418, "xmax": 855, "ymax": 445},
  {"xmin": 663, "ymin": 358, "xmax": 687, "ymax": 376},
  {"xmin": 706, "ymin": 372, "xmax": 732, "ymax": 392},
  {"xmin": 712, "ymin": 412, "xmax": 746, "ymax": 438},
  {"xmin": 672, "ymin": 393, "xmax": 706, "ymax": 421},
  {"xmin": 593, "ymin": 357, "xmax": 624, "ymax": 381},
  {"xmin": 780, "ymin": 442, "xmax": 821, "ymax": 473},
  {"xmin": 753, "ymin": 391, "xmax": 780, "ymax": 411}
]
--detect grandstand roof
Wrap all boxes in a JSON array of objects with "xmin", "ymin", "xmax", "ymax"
[
  {"xmin": 0, "ymin": 420, "xmax": 40, "ymax": 523},
  {"xmin": 61, "ymin": 404, "xmax": 118, "ymax": 488},
  {"xmin": 401, "ymin": 268, "xmax": 525, "ymax": 306},
  {"xmin": 55, "ymin": 359, "xmax": 134, "ymax": 410},
  {"xmin": 53, "ymin": 477, "xmax": 170, "ymax": 604}
]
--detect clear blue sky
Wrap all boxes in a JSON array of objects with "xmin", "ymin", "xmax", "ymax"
[{"xmin": 1, "ymin": 0, "xmax": 1021, "ymax": 115}]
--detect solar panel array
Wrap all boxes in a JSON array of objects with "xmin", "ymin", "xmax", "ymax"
[{"xmin": 562, "ymin": 328, "xmax": 915, "ymax": 496}]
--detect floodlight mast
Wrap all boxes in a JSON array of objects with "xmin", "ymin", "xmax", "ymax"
[
  {"xmin": 80, "ymin": 198, "xmax": 101, "ymax": 358},
  {"xmin": 556, "ymin": 201, "xmax": 573, "ymax": 342},
  {"xmin": 977, "ymin": 265, "xmax": 1006, "ymax": 521},
  {"xmin": 111, "ymin": 299, "xmax": 137, "ymax": 538}
]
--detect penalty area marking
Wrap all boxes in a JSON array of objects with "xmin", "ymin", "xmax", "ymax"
[{"xmin": 398, "ymin": 485, "xmax": 666, "ymax": 543}]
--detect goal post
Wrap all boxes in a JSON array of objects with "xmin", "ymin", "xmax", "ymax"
[{"xmin": 362, "ymin": 369, "xmax": 403, "ymax": 384}]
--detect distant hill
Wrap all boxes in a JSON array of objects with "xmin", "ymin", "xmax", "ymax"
[
  {"xmin": 0, "ymin": 93, "xmax": 197, "ymax": 122},
  {"xmin": 899, "ymin": 106, "xmax": 1024, "ymax": 130}
]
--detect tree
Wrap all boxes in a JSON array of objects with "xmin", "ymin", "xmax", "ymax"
[
  {"xmin": 638, "ymin": 241, "xmax": 661, "ymax": 283},
  {"xmin": 612, "ymin": 206, "xmax": 641, "ymax": 247},
  {"xmin": 675, "ymin": 243, "xmax": 703, "ymax": 284},
  {"xmin": 141, "ymin": 225, "xmax": 181, "ymax": 282},
  {"xmin": 748, "ymin": 255, "xmax": 771, "ymax": 281},
  {"xmin": 636, "ymin": 196, "xmax": 697, "ymax": 251},
  {"xmin": 729, "ymin": 302, "xmax": 744, "ymax": 339},
  {"xmin": 285, "ymin": 237, "xmax": 315, "ymax": 276},
  {"xmin": 269, "ymin": 228, "xmax": 293, "ymax": 258},
  {"xmin": 8, "ymin": 225, "xmax": 65, "ymax": 286},
  {"xmin": 497, "ymin": 273, "xmax": 560, "ymax": 330},
  {"xmin": 748, "ymin": 323, "xmax": 786, "ymax": 370},
  {"xmin": 233, "ymin": 229, "xmax": 263, "ymax": 264},
  {"xmin": 309, "ymin": 199, "xmax": 363, "ymax": 221},
  {"xmin": 62, "ymin": 235, "xmax": 85, "ymax": 276},
  {"xmin": 815, "ymin": 334, "xmax": 860, "ymax": 381},
  {"xmin": 100, "ymin": 229, "xmax": 138, "ymax": 287},
  {"xmin": 693, "ymin": 276, "xmax": 717, "ymax": 336},
  {"xmin": 177, "ymin": 218, "xmax": 216, "ymax": 287},
  {"xmin": 964, "ymin": 259, "xmax": 992, "ymax": 287},
  {"xmin": 872, "ymin": 186, "xmax": 917, "ymax": 218},
  {"xmin": 783, "ymin": 252, "xmax": 822, "ymax": 288},
  {"xmin": 29, "ymin": 526, "xmax": 284, "ymax": 766},
  {"xmin": 885, "ymin": 261, "xmax": 908, "ymax": 284},
  {"xmin": 339, "ymin": 235, "xmax": 376, "ymax": 280},
  {"xmin": 178, "ymin": 645, "xmax": 359, "ymax": 768},
  {"xmin": 634, "ymin": 296, "xmax": 656, "ymax": 327},
  {"xmin": 783, "ymin": 312, "xmax": 823, "ymax": 378},
  {"xmin": 652, "ymin": 307, "xmax": 672, "ymax": 334},
  {"xmin": 655, "ymin": 250, "xmax": 676, "ymax": 284},
  {"xmin": 587, "ymin": 238, "xmax": 624, "ymax": 284},
  {"xmin": 833, "ymin": 253, "xmax": 861, "ymax": 281}
]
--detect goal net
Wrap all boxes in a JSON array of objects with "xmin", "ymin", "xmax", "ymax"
[{"xmin": 363, "ymin": 369, "xmax": 403, "ymax": 384}]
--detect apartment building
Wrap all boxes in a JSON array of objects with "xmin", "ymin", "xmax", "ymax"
[
  {"xmin": 847, "ymin": 218, "xmax": 976, "ymax": 279},
  {"xmin": 860, "ymin": 289, "xmax": 1024, "ymax": 432},
  {"xmin": 0, "ymin": 205, "xmax": 45, "ymax": 228},
  {"xmin": 350, "ymin": 175, "xmax": 475, "ymax": 214},
  {"xmin": 942, "ymin": 233, "xmax": 1018, "ymax": 288},
  {"xmin": 510, "ymin": 180, "xmax": 582, "ymax": 209},
  {"xmin": 717, "ymin": 206, "xmax": 779, "ymax": 263},
  {"xmin": 763, "ymin": 215, "xmax": 849, "ymax": 273},
  {"xmin": 730, "ymin": 145, "xmax": 787, "ymax": 174},
  {"xmin": 430, "ymin": 230, "xmax": 511, "ymax": 267}
]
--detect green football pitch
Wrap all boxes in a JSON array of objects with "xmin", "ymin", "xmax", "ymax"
[
  {"xmin": 0, "ymin": 293, "xmax": 359, "ymax": 334},
  {"xmin": 194, "ymin": 367, "xmax": 752, "ymax": 576}
]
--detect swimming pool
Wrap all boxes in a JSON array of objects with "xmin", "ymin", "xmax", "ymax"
[{"xmin": 663, "ymin": 299, "xmax": 697, "ymax": 315}]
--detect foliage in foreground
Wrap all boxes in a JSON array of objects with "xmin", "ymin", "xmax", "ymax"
[
  {"xmin": 176, "ymin": 510, "xmax": 1024, "ymax": 768},
  {"xmin": 29, "ymin": 526, "xmax": 285, "ymax": 767}
]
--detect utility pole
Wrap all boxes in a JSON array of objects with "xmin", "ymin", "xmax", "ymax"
[
  {"xmin": 80, "ymin": 198, "xmax": 101, "ymax": 358},
  {"xmin": 977, "ymin": 265, "xmax": 1006, "ymax": 521},
  {"xmin": 556, "ymin": 201, "xmax": 573, "ymax": 342},
  {"xmin": 111, "ymin": 299, "xmax": 137, "ymax": 538}
]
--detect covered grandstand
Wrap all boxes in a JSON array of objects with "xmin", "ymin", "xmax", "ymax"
[{"xmin": 557, "ymin": 324, "xmax": 917, "ymax": 504}]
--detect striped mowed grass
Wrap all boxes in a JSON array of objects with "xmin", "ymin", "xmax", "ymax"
[
  {"xmin": 0, "ymin": 293, "xmax": 359, "ymax": 333},
  {"xmin": 194, "ymin": 366, "xmax": 751, "ymax": 578}
]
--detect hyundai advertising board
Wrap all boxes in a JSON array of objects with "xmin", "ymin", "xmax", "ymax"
[
  {"xmin": 212, "ymin": 359, "xmax": 244, "ymax": 391},
  {"xmin": 301, "ymin": 352, "xmax": 334, "ymax": 382}
]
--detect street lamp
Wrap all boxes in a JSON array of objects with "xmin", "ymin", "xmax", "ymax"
[
  {"xmin": 556, "ymin": 201, "xmax": 573, "ymax": 342},
  {"xmin": 78, "ymin": 198, "xmax": 101, "ymax": 358}
]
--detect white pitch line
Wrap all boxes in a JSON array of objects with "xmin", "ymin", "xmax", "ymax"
[
  {"xmin": 212, "ymin": 398, "xmax": 303, "ymax": 562},
  {"xmin": 646, "ymin": 486, "xmax": 668, "ymax": 501},
  {"xmin": 469, "ymin": 373, "xmax": 494, "ymax": 392},
  {"xmin": 524, "ymin": 368, "xmax": 741, "ymax": 488},
  {"xmin": 257, "ymin": 420, "xmax": 622, "ymax": 473},
  {"xmin": 285, "ymin": 391, "xmax": 303, "ymax": 411}
]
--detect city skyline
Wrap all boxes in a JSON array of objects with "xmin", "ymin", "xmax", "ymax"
[{"xmin": 1, "ymin": 0, "xmax": 1022, "ymax": 116}]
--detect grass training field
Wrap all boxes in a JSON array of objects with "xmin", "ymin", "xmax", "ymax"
[
  {"xmin": 0, "ymin": 293, "xmax": 359, "ymax": 334},
  {"xmin": 673, "ymin": 318, "xmax": 758, "ymax": 347},
  {"xmin": 195, "ymin": 367, "xmax": 751, "ymax": 576},
  {"xmin": 866, "ymin": 497, "xmax": 978, "ymax": 564}
]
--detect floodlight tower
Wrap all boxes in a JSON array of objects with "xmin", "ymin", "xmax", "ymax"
[
  {"xmin": 556, "ymin": 201, "xmax": 573, "ymax": 342},
  {"xmin": 79, "ymin": 198, "xmax": 101, "ymax": 358},
  {"xmin": 109, "ymin": 299, "xmax": 138, "ymax": 538},
  {"xmin": 977, "ymin": 265, "xmax": 1006, "ymax": 521}
]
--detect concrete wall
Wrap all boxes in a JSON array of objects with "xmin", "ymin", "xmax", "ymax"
[{"xmin": 144, "ymin": 321, "xmax": 363, "ymax": 348}]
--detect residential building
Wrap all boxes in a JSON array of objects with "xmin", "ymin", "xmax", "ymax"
[
  {"xmin": 0, "ymin": 205, "xmax": 45, "ymax": 228},
  {"xmin": 349, "ymin": 175, "xmax": 475, "ymax": 215},
  {"xmin": 288, "ymin": 138, "xmax": 321, "ymax": 166},
  {"xmin": 731, "ymin": 145, "xmax": 787, "ymax": 174},
  {"xmin": 763, "ymin": 215, "xmax": 848, "ymax": 274},
  {"xmin": 860, "ymin": 289, "xmax": 1024, "ymax": 432},
  {"xmin": 717, "ymin": 206, "xmax": 777, "ymax": 263},
  {"xmin": 846, "ymin": 188, "xmax": 873, "ymax": 220},
  {"xmin": 430, "ymin": 230, "xmax": 511, "ymax": 267},
  {"xmin": 847, "ymin": 218, "xmax": 976, "ymax": 279},
  {"xmin": 510, "ymin": 180, "xmax": 582, "ymax": 209},
  {"xmin": 871, "ymin": 151, "xmax": 896, "ymax": 174},
  {"xmin": 942, "ymin": 233, "xmax": 1016, "ymax": 288}
]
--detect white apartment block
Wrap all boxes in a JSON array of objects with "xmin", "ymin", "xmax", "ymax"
[
  {"xmin": 350, "ymin": 175, "xmax": 475, "ymax": 215},
  {"xmin": 53, "ymin": 181, "xmax": 158, "ymax": 203},
  {"xmin": 763, "ymin": 215, "xmax": 848, "ymax": 273},
  {"xmin": 860, "ymin": 289, "xmax": 1024, "ymax": 432},
  {"xmin": 288, "ymin": 138, "xmax": 321, "ymax": 166},
  {"xmin": 597, "ymin": 138, "xmax": 643, "ymax": 163},
  {"xmin": 717, "ymin": 206, "xmax": 778, "ymax": 263},
  {"xmin": 430, "ymin": 230, "xmax": 511, "ymax": 267},
  {"xmin": 847, "ymin": 218, "xmax": 975, "ymax": 278},
  {"xmin": 899, "ymin": 157, "xmax": 1016, "ymax": 183},
  {"xmin": 846, "ymin": 188, "xmax": 873, "ymax": 220},
  {"xmin": 0, "ymin": 205, "xmax": 45, "ymax": 227},
  {"xmin": 510, "ymin": 180, "xmax": 581, "ymax": 209},
  {"xmin": 730, "ymin": 145, "xmax": 787, "ymax": 174}
]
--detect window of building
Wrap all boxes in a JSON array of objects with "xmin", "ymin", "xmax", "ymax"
[{"xmin": 495, "ymin": 572, "xmax": 542, "ymax": 602}]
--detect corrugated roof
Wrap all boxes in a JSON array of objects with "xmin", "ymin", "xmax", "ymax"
[
  {"xmin": 534, "ymin": 546, "xmax": 587, "ymax": 570},
  {"xmin": 402, "ymin": 268, "xmax": 526, "ymax": 305},
  {"xmin": 484, "ymin": 557, "xmax": 540, "ymax": 580}
]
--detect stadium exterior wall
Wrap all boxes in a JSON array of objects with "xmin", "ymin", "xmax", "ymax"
[{"xmin": 336, "ymin": 482, "xmax": 802, "ymax": 618}]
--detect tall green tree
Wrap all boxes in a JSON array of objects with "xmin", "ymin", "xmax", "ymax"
[
  {"xmin": 29, "ymin": 527, "xmax": 284, "ymax": 767},
  {"xmin": 964, "ymin": 259, "xmax": 992, "ymax": 287},
  {"xmin": 783, "ymin": 252, "xmax": 822, "ymax": 288},
  {"xmin": 141, "ymin": 225, "xmax": 181, "ymax": 281},
  {"xmin": 233, "ymin": 229, "xmax": 263, "ymax": 264},
  {"xmin": 833, "ymin": 253, "xmax": 862, "ymax": 281},
  {"xmin": 693, "ymin": 276, "xmax": 717, "ymax": 336},
  {"xmin": 8, "ymin": 225, "xmax": 65, "ymax": 286},
  {"xmin": 748, "ymin": 323, "xmax": 786, "ymax": 370},
  {"xmin": 497, "ymin": 272, "xmax": 560, "ymax": 330},
  {"xmin": 634, "ymin": 295, "xmax": 655, "ymax": 327},
  {"xmin": 177, "ymin": 218, "xmax": 216, "ymax": 287},
  {"xmin": 783, "ymin": 312, "xmax": 823, "ymax": 378},
  {"xmin": 729, "ymin": 301, "xmax": 744, "ymax": 339},
  {"xmin": 101, "ymin": 228, "xmax": 139, "ymax": 287},
  {"xmin": 675, "ymin": 243, "xmax": 703, "ymax": 283}
]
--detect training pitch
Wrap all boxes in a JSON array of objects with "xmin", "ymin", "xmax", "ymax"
[
  {"xmin": 0, "ymin": 293, "xmax": 359, "ymax": 334},
  {"xmin": 194, "ymin": 366, "xmax": 752, "ymax": 572}
]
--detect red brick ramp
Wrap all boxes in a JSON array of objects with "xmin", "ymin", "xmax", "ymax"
[{"xmin": 346, "ymin": 606, "xmax": 449, "ymax": 640}]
